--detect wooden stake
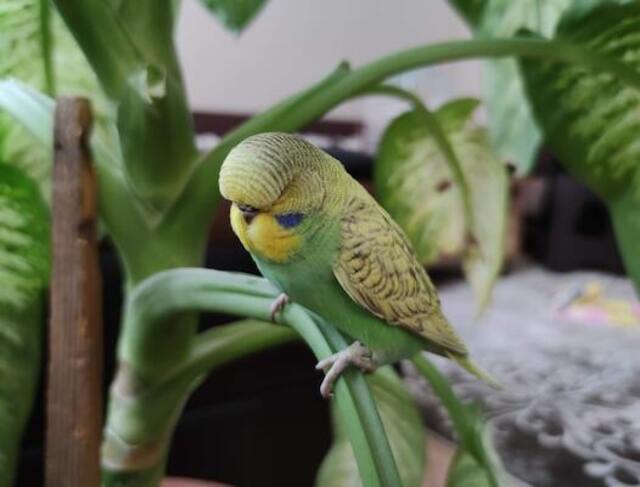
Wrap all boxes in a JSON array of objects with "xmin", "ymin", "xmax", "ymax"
[{"xmin": 46, "ymin": 98, "xmax": 103, "ymax": 487}]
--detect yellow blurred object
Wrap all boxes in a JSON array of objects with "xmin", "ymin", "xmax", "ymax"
[
  {"xmin": 559, "ymin": 280, "xmax": 640, "ymax": 327},
  {"xmin": 574, "ymin": 281, "xmax": 603, "ymax": 304}
]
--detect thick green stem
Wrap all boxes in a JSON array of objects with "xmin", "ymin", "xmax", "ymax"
[
  {"xmin": 104, "ymin": 269, "xmax": 401, "ymax": 487},
  {"xmin": 178, "ymin": 36, "xmax": 640, "ymax": 235},
  {"xmin": 104, "ymin": 319, "xmax": 296, "ymax": 486},
  {"xmin": 411, "ymin": 354, "xmax": 500, "ymax": 487},
  {"xmin": 39, "ymin": 0, "xmax": 54, "ymax": 96}
]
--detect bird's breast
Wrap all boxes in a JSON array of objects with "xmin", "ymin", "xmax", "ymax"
[{"xmin": 230, "ymin": 205, "xmax": 301, "ymax": 263}]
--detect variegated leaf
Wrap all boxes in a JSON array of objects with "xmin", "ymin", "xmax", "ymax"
[
  {"xmin": 0, "ymin": 163, "xmax": 48, "ymax": 486},
  {"xmin": 449, "ymin": 0, "xmax": 572, "ymax": 173},
  {"xmin": 519, "ymin": 1, "xmax": 640, "ymax": 292},
  {"xmin": 375, "ymin": 99, "xmax": 509, "ymax": 312}
]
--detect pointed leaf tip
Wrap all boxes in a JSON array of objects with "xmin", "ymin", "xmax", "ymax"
[{"xmin": 199, "ymin": 0, "xmax": 268, "ymax": 33}]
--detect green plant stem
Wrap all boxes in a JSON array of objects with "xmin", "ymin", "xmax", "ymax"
[
  {"xmin": 179, "ymin": 36, "xmax": 640, "ymax": 236},
  {"xmin": 411, "ymin": 354, "xmax": 500, "ymax": 487},
  {"xmin": 360, "ymin": 83, "xmax": 425, "ymax": 109},
  {"xmin": 103, "ymin": 319, "xmax": 295, "ymax": 485},
  {"xmin": 311, "ymin": 319, "xmax": 405, "ymax": 487},
  {"xmin": 105, "ymin": 269, "xmax": 401, "ymax": 487},
  {"xmin": 39, "ymin": 0, "xmax": 54, "ymax": 96},
  {"xmin": 176, "ymin": 319, "xmax": 298, "ymax": 381}
]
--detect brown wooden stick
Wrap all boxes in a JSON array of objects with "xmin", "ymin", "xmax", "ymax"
[{"xmin": 46, "ymin": 98, "xmax": 103, "ymax": 487}]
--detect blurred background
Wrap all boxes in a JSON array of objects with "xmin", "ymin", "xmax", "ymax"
[
  {"xmin": 176, "ymin": 0, "xmax": 481, "ymax": 152},
  {"xmin": 10, "ymin": 1, "xmax": 640, "ymax": 486}
]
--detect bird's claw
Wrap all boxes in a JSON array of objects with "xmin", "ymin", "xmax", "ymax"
[
  {"xmin": 316, "ymin": 341, "xmax": 377, "ymax": 398},
  {"xmin": 269, "ymin": 293, "xmax": 289, "ymax": 322}
]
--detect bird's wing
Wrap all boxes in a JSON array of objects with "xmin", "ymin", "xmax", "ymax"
[{"xmin": 333, "ymin": 191, "xmax": 468, "ymax": 355}]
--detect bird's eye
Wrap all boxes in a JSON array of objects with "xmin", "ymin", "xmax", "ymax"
[
  {"xmin": 237, "ymin": 203, "xmax": 259, "ymax": 224},
  {"xmin": 275, "ymin": 212, "xmax": 304, "ymax": 228},
  {"xmin": 237, "ymin": 203, "xmax": 258, "ymax": 213}
]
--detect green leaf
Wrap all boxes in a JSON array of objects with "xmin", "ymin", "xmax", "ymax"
[
  {"xmin": 316, "ymin": 367, "xmax": 425, "ymax": 487},
  {"xmin": 199, "ymin": 0, "xmax": 268, "ymax": 32},
  {"xmin": 450, "ymin": 0, "xmax": 572, "ymax": 173},
  {"xmin": 0, "ymin": 80, "xmax": 54, "ymax": 147},
  {"xmin": 0, "ymin": 78, "xmax": 119, "ymax": 176},
  {"xmin": 411, "ymin": 355, "xmax": 502, "ymax": 487},
  {"xmin": 375, "ymin": 100, "xmax": 508, "ymax": 312},
  {"xmin": 610, "ymin": 187, "xmax": 640, "ymax": 295},
  {"xmin": 0, "ymin": 0, "xmax": 110, "ymax": 199},
  {"xmin": 0, "ymin": 0, "xmax": 53, "ymax": 196},
  {"xmin": 54, "ymin": 0, "xmax": 197, "ymax": 222},
  {"xmin": 446, "ymin": 450, "xmax": 492, "ymax": 487},
  {"xmin": 0, "ymin": 163, "xmax": 48, "ymax": 486},
  {"xmin": 520, "ymin": 2, "xmax": 640, "ymax": 198},
  {"xmin": 447, "ymin": 0, "xmax": 487, "ymax": 26},
  {"xmin": 0, "ymin": 0, "xmax": 52, "ymax": 92},
  {"xmin": 518, "ymin": 1, "xmax": 640, "ymax": 292},
  {"xmin": 376, "ymin": 106, "xmax": 466, "ymax": 264},
  {"xmin": 0, "ymin": 163, "xmax": 49, "ymax": 307}
]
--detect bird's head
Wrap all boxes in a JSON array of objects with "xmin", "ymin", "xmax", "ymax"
[{"xmin": 219, "ymin": 133, "xmax": 343, "ymax": 262}]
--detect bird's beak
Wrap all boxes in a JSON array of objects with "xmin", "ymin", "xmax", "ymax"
[{"xmin": 237, "ymin": 203, "xmax": 258, "ymax": 224}]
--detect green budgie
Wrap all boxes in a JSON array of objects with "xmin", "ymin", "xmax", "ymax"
[{"xmin": 219, "ymin": 132, "xmax": 497, "ymax": 397}]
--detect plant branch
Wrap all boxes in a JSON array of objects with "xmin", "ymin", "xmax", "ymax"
[
  {"xmin": 174, "ymin": 319, "xmax": 298, "ymax": 383},
  {"xmin": 178, "ymin": 36, "xmax": 640, "ymax": 234},
  {"xmin": 361, "ymin": 83, "xmax": 425, "ymax": 108},
  {"xmin": 411, "ymin": 354, "xmax": 500, "ymax": 487},
  {"xmin": 107, "ymin": 268, "xmax": 402, "ymax": 487},
  {"xmin": 39, "ymin": 0, "xmax": 54, "ymax": 96}
]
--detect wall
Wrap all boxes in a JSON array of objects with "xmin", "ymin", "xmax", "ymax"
[{"xmin": 175, "ymin": 0, "xmax": 482, "ymax": 148}]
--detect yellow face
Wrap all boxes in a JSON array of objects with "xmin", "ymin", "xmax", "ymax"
[{"xmin": 230, "ymin": 203, "xmax": 303, "ymax": 263}]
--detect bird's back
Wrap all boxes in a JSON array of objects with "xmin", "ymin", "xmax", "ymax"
[{"xmin": 332, "ymin": 177, "xmax": 468, "ymax": 356}]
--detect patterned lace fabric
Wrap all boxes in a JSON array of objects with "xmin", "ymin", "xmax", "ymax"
[{"xmin": 404, "ymin": 267, "xmax": 640, "ymax": 487}]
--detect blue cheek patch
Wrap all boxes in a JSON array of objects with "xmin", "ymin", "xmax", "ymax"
[{"xmin": 275, "ymin": 212, "xmax": 305, "ymax": 229}]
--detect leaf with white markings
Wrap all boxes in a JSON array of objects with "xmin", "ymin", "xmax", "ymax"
[
  {"xmin": 199, "ymin": 0, "xmax": 268, "ymax": 33},
  {"xmin": 0, "ymin": 0, "xmax": 109, "ymax": 200},
  {"xmin": 449, "ymin": 0, "xmax": 572, "ymax": 173},
  {"xmin": 0, "ymin": 163, "xmax": 48, "ymax": 486},
  {"xmin": 375, "ymin": 99, "xmax": 509, "ymax": 312},
  {"xmin": 519, "ymin": 1, "xmax": 640, "ymax": 293}
]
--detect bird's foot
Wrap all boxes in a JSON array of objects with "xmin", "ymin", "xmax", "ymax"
[
  {"xmin": 316, "ymin": 341, "xmax": 377, "ymax": 398},
  {"xmin": 269, "ymin": 293, "xmax": 289, "ymax": 322}
]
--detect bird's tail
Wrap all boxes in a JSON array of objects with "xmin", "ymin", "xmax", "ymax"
[{"xmin": 446, "ymin": 352, "xmax": 501, "ymax": 390}]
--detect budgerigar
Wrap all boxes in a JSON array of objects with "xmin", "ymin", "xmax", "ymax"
[{"xmin": 219, "ymin": 132, "xmax": 496, "ymax": 397}]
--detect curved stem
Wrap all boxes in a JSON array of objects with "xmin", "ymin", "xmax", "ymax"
[
  {"xmin": 176, "ymin": 319, "xmax": 298, "ymax": 382},
  {"xmin": 177, "ymin": 36, "xmax": 640, "ymax": 232},
  {"xmin": 411, "ymin": 354, "xmax": 500, "ymax": 487},
  {"xmin": 39, "ymin": 0, "xmax": 54, "ymax": 96},
  {"xmin": 107, "ymin": 268, "xmax": 402, "ymax": 487},
  {"xmin": 361, "ymin": 84, "xmax": 426, "ymax": 109}
]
